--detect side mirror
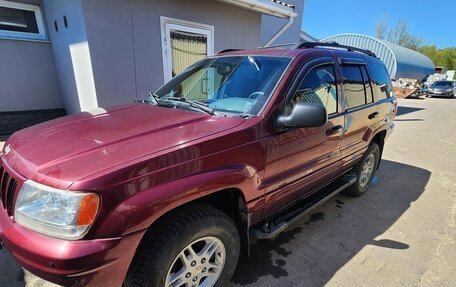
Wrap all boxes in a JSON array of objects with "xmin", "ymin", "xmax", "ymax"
[{"xmin": 277, "ymin": 102, "xmax": 327, "ymax": 130}]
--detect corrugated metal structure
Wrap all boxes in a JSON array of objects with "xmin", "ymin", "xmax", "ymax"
[{"xmin": 321, "ymin": 34, "xmax": 435, "ymax": 80}]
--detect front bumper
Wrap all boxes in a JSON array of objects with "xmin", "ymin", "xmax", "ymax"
[
  {"xmin": 429, "ymin": 90, "xmax": 452, "ymax": 96},
  {"xmin": 0, "ymin": 207, "xmax": 145, "ymax": 287}
]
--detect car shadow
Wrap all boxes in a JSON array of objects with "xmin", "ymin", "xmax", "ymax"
[
  {"xmin": 405, "ymin": 94, "xmax": 425, "ymax": 100},
  {"xmin": 230, "ymin": 159, "xmax": 430, "ymax": 286},
  {"xmin": 396, "ymin": 106, "xmax": 424, "ymax": 116}
]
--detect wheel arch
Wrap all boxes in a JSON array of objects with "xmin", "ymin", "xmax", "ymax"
[
  {"xmin": 370, "ymin": 129, "xmax": 387, "ymax": 169},
  {"xmin": 140, "ymin": 187, "xmax": 251, "ymax": 256}
]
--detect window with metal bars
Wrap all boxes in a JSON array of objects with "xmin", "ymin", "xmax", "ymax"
[{"xmin": 0, "ymin": 0, "xmax": 46, "ymax": 40}]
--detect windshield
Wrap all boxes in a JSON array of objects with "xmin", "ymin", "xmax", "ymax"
[
  {"xmin": 432, "ymin": 81, "xmax": 452, "ymax": 86},
  {"xmin": 155, "ymin": 56, "xmax": 291, "ymax": 116}
]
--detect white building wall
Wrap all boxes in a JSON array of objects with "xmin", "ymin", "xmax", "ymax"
[
  {"xmin": 81, "ymin": 0, "xmax": 262, "ymax": 108},
  {"xmin": 260, "ymin": 0, "xmax": 305, "ymax": 46},
  {"xmin": 43, "ymin": 0, "xmax": 98, "ymax": 114},
  {"xmin": 0, "ymin": 0, "xmax": 62, "ymax": 112}
]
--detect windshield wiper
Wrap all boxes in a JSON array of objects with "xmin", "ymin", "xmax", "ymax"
[
  {"xmin": 136, "ymin": 92, "xmax": 160, "ymax": 105},
  {"xmin": 233, "ymin": 114, "xmax": 253, "ymax": 118},
  {"xmin": 165, "ymin": 96, "xmax": 215, "ymax": 115},
  {"xmin": 146, "ymin": 92, "xmax": 160, "ymax": 105}
]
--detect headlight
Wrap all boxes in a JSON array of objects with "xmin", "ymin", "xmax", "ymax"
[
  {"xmin": 14, "ymin": 180, "xmax": 99, "ymax": 240},
  {"xmin": 446, "ymin": 88, "xmax": 452, "ymax": 92}
]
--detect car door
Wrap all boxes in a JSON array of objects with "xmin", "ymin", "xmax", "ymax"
[
  {"xmin": 337, "ymin": 57, "xmax": 380, "ymax": 173},
  {"xmin": 263, "ymin": 57, "xmax": 344, "ymax": 217}
]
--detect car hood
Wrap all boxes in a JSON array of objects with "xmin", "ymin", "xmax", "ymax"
[{"xmin": 3, "ymin": 104, "xmax": 245, "ymax": 188}]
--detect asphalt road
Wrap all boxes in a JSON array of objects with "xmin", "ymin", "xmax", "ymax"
[{"xmin": 1, "ymin": 96, "xmax": 456, "ymax": 287}]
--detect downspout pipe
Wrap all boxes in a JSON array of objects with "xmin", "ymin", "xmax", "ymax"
[
  {"xmin": 263, "ymin": 16, "xmax": 294, "ymax": 47},
  {"xmin": 216, "ymin": 0, "xmax": 297, "ymax": 47}
]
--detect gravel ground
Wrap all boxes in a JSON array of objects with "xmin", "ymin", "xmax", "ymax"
[{"xmin": 1, "ymin": 96, "xmax": 456, "ymax": 287}]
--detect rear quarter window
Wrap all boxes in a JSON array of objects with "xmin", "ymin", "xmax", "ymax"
[{"xmin": 369, "ymin": 62, "xmax": 392, "ymax": 101}]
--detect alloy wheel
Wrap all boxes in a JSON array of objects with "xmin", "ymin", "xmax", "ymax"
[
  {"xmin": 165, "ymin": 236, "xmax": 226, "ymax": 287},
  {"xmin": 359, "ymin": 153, "xmax": 375, "ymax": 188}
]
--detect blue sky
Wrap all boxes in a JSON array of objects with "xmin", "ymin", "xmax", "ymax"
[{"xmin": 301, "ymin": 0, "xmax": 455, "ymax": 48}]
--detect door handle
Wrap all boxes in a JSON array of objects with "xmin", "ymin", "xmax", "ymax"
[
  {"xmin": 326, "ymin": 125, "xmax": 343, "ymax": 136},
  {"xmin": 368, "ymin": 112, "xmax": 379, "ymax": 119}
]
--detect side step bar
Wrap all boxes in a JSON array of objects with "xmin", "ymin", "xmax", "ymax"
[{"xmin": 252, "ymin": 174, "xmax": 356, "ymax": 240}]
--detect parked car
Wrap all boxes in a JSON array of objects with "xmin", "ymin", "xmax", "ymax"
[
  {"xmin": 0, "ymin": 42, "xmax": 397, "ymax": 287},
  {"xmin": 427, "ymin": 80, "xmax": 456, "ymax": 98}
]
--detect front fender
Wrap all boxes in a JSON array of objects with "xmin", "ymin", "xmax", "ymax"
[{"xmin": 93, "ymin": 164, "xmax": 261, "ymax": 237}]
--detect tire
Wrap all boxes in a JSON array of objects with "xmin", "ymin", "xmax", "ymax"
[
  {"xmin": 343, "ymin": 143, "xmax": 380, "ymax": 197},
  {"xmin": 124, "ymin": 204, "xmax": 240, "ymax": 287}
]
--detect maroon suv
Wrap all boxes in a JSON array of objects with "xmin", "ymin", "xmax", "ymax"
[{"xmin": 0, "ymin": 42, "xmax": 396, "ymax": 287}]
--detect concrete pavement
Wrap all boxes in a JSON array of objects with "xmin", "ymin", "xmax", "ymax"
[
  {"xmin": 230, "ymin": 96, "xmax": 456, "ymax": 287},
  {"xmin": 1, "ymin": 97, "xmax": 455, "ymax": 287}
]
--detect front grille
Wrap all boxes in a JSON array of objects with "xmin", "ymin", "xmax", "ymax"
[{"xmin": 0, "ymin": 165, "xmax": 18, "ymax": 216}]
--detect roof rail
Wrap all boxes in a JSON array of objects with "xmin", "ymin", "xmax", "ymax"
[
  {"xmin": 293, "ymin": 41, "xmax": 377, "ymax": 58},
  {"xmin": 217, "ymin": 48, "xmax": 242, "ymax": 54},
  {"xmin": 218, "ymin": 43, "xmax": 295, "ymax": 54}
]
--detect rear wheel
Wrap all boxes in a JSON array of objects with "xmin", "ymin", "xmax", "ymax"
[
  {"xmin": 124, "ymin": 204, "xmax": 240, "ymax": 287},
  {"xmin": 343, "ymin": 143, "xmax": 380, "ymax": 197}
]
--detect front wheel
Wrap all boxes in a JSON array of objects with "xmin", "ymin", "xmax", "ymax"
[
  {"xmin": 124, "ymin": 204, "xmax": 240, "ymax": 287},
  {"xmin": 343, "ymin": 143, "xmax": 380, "ymax": 197}
]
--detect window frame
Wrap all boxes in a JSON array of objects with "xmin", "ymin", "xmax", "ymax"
[
  {"xmin": 282, "ymin": 57, "xmax": 341, "ymax": 119},
  {"xmin": 160, "ymin": 16, "xmax": 214, "ymax": 83},
  {"xmin": 0, "ymin": 0, "xmax": 47, "ymax": 41},
  {"xmin": 293, "ymin": 64, "xmax": 339, "ymax": 115}
]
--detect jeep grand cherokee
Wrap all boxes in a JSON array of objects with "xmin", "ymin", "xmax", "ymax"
[{"xmin": 0, "ymin": 42, "xmax": 396, "ymax": 287}]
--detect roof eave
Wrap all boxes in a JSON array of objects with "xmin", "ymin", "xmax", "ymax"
[{"xmin": 217, "ymin": 0, "xmax": 297, "ymax": 18}]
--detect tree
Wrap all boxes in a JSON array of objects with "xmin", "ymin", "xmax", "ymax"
[
  {"xmin": 375, "ymin": 19, "xmax": 456, "ymax": 70},
  {"xmin": 420, "ymin": 47, "xmax": 456, "ymax": 70},
  {"xmin": 375, "ymin": 18, "xmax": 424, "ymax": 51},
  {"xmin": 442, "ymin": 53, "xmax": 454, "ymax": 70},
  {"xmin": 375, "ymin": 18, "xmax": 389, "ymax": 40}
]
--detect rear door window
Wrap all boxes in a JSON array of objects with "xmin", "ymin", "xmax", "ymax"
[
  {"xmin": 341, "ymin": 66, "xmax": 366, "ymax": 109},
  {"xmin": 369, "ymin": 62, "xmax": 392, "ymax": 101}
]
